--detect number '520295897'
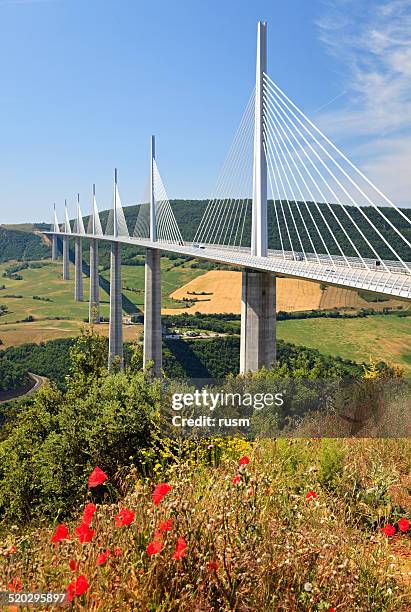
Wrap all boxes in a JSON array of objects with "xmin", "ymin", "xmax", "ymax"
[{"xmin": 0, "ymin": 591, "xmax": 67, "ymax": 606}]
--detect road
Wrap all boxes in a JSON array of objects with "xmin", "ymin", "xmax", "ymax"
[{"xmin": 0, "ymin": 372, "xmax": 47, "ymax": 404}]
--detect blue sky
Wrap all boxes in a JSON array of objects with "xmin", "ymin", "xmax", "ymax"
[{"xmin": 1, "ymin": 0, "xmax": 410, "ymax": 223}]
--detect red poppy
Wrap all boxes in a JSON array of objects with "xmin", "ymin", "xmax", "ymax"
[
  {"xmin": 96, "ymin": 552, "xmax": 109, "ymax": 566},
  {"xmin": 232, "ymin": 475, "xmax": 241, "ymax": 485},
  {"xmin": 329, "ymin": 609, "xmax": 336, "ymax": 612},
  {"xmin": 158, "ymin": 518, "xmax": 173, "ymax": 533},
  {"xmin": 152, "ymin": 483, "xmax": 172, "ymax": 506},
  {"xmin": 67, "ymin": 581, "xmax": 76, "ymax": 602},
  {"xmin": 75, "ymin": 575, "xmax": 89, "ymax": 597},
  {"xmin": 306, "ymin": 491, "xmax": 317, "ymax": 502},
  {"xmin": 146, "ymin": 538, "xmax": 164, "ymax": 556},
  {"xmin": 207, "ymin": 560, "xmax": 219, "ymax": 571},
  {"xmin": 239, "ymin": 456, "xmax": 250, "ymax": 466},
  {"xmin": 75, "ymin": 522, "xmax": 95, "ymax": 543},
  {"xmin": 173, "ymin": 537, "xmax": 187, "ymax": 560},
  {"xmin": 398, "ymin": 517, "xmax": 410, "ymax": 533},
  {"xmin": 88, "ymin": 466, "xmax": 108, "ymax": 488},
  {"xmin": 69, "ymin": 559, "xmax": 79, "ymax": 572},
  {"xmin": 115, "ymin": 508, "xmax": 135, "ymax": 527},
  {"xmin": 82, "ymin": 503, "xmax": 97, "ymax": 526},
  {"xmin": 7, "ymin": 578, "xmax": 22, "ymax": 592},
  {"xmin": 7, "ymin": 545, "xmax": 17, "ymax": 555},
  {"xmin": 51, "ymin": 524, "xmax": 70, "ymax": 543},
  {"xmin": 113, "ymin": 547, "xmax": 122, "ymax": 557},
  {"xmin": 381, "ymin": 523, "xmax": 396, "ymax": 537}
]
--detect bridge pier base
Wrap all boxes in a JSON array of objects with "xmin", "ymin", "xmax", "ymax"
[
  {"xmin": 89, "ymin": 239, "xmax": 100, "ymax": 323},
  {"xmin": 62, "ymin": 236, "xmax": 70, "ymax": 280},
  {"xmin": 240, "ymin": 270, "xmax": 276, "ymax": 374},
  {"xmin": 108, "ymin": 241, "xmax": 123, "ymax": 370},
  {"xmin": 74, "ymin": 237, "xmax": 83, "ymax": 301},
  {"xmin": 143, "ymin": 248, "xmax": 162, "ymax": 377},
  {"xmin": 51, "ymin": 235, "xmax": 58, "ymax": 261}
]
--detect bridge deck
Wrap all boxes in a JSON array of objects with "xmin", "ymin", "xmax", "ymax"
[{"xmin": 45, "ymin": 232, "xmax": 411, "ymax": 301}]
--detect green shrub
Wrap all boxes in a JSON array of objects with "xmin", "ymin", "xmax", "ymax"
[{"xmin": 0, "ymin": 328, "xmax": 160, "ymax": 524}]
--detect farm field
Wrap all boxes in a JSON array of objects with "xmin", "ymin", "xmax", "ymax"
[
  {"xmin": 166, "ymin": 270, "xmax": 407, "ymax": 314},
  {"xmin": 278, "ymin": 315, "xmax": 411, "ymax": 374},
  {"xmin": 0, "ymin": 260, "xmax": 409, "ymax": 373},
  {"xmin": 0, "ymin": 259, "xmax": 200, "ymax": 348}
]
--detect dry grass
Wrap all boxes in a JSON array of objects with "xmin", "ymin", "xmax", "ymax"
[
  {"xmin": 1, "ymin": 439, "xmax": 410, "ymax": 611},
  {"xmin": 0, "ymin": 320, "xmax": 143, "ymax": 349},
  {"xmin": 164, "ymin": 271, "xmax": 406, "ymax": 315}
]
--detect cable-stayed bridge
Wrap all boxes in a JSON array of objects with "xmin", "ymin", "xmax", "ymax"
[{"xmin": 46, "ymin": 21, "xmax": 411, "ymax": 376}]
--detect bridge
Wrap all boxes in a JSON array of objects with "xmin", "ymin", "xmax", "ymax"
[{"xmin": 45, "ymin": 21, "xmax": 411, "ymax": 377}]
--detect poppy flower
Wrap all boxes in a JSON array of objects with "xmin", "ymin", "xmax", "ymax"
[
  {"xmin": 115, "ymin": 508, "xmax": 135, "ymax": 527},
  {"xmin": 96, "ymin": 552, "xmax": 109, "ymax": 566},
  {"xmin": 398, "ymin": 517, "xmax": 410, "ymax": 533},
  {"xmin": 146, "ymin": 538, "xmax": 164, "ymax": 556},
  {"xmin": 51, "ymin": 524, "xmax": 70, "ymax": 543},
  {"xmin": 82, "ymin": 503, "xmax": 97, "ymax": 526},
  {"xmin": 67, "ymin": 576, "xmax": 89, "ymax": 601},
  {"xmin": 173, "ymin": 537, "xmax": 187, "ymax": 560},
  {"xmin": 69, "ymin": 559, "xmax": 79, "ymax": 572},
  {"xmin": 306, "ymin": 491, "xmax": 317, "ymax": 502},
  {"xmin": 381, "ymin": 523, "xmax": 396, "ymax": 537},
  {"xmin": 88, "ymin": 466, "xmax": 107, "ymax": 488},
  {"xmin": 75, "ymin": 575, "xmax": 89, "ymax": 597},
  {"xmin": 158, "ymin": 518, "xmax": 173, "ymax": 533},
  {"xmin": 67, "ymin": 581, "xmax": 76, "ymax": 602},
  {"xmin": 7, "ymin": 578, "xmax": 22, "ymax": 592},
  {"xmin": 152, "ymin": 483, "xmax": 172, "ymax": 505},
  {"xmin": 7, "ymin": 545, "xmax": 17, "ymax": 555},
  {"xmin": 329, "ymin": 609, "xmax": 336, "ymax": 612},
  {"xmin": 207, "ymin": 560, "xmax": 219, "ymax": 571},
  {"xmin": 232, "ymin": 475, "xmax": 241, "ymax": 485},
  {"xmin": 75, "ymin": 522, "xmax": 95, "ymax": 543},
  {"xmin": 239, "ymin": 456, "xmax": 250, "ymax": 466},
  {"xmin": 113, "ymin": 547, "xmax": 122, "ymax": 557}
]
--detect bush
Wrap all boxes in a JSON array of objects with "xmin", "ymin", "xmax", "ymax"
[{"xmin": 0, "ymin": 328, "xmax": 160, "ymax": 524}]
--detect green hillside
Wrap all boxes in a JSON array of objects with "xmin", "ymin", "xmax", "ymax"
[{"xmin": 0, "ymin": 226, "xmax": 49, "ymax": 263}]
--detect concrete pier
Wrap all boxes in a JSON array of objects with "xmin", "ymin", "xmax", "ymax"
[
  {"xmin": 51, "ymin": 235, "xmax": 58, "ymax": 261},
  {"xmin": 62, "ymin": 236, "xmax": 70, "ymax": 280},
  {"xmin": 89, "ymin": 238, "xmax": 100, "ymax": 323},
  {"xmin": 143, "ymin": 247, "xmax": 162, "ymax": 377},
  {"xmin": 108, "ymin": 241, "xmax": 123, "ymax": 370},
  {"xmin": 240, "ymin": 270, "xmax": 276, "ymax": 373},
  {"xmin": 74, "ymin": 237, "xmax": 83, "ymax": 301}
]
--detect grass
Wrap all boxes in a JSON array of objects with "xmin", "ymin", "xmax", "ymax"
[
  {"xmin": 1, "ymin": 438, "xmax": 410, "ymax": 610},
  {"xmin": 0, "ymin": 260, "xmax": 410, "ymax": 374},
  {"xmin": 277, "ymin": 315, "xmax": 411, "ymax": 374},
  {"xmin": 0, "ymin": 259, "xmax": 202, "ymax": 347}
]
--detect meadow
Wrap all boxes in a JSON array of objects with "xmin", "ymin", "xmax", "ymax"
[
  {"xmin": 277, "ymin": 315, "xmax": 411, "ymax": 375},
  {"xmin": 1, "ymin": 438, "xmax": 410, "ymax": 610},
  {"xmin": 0, "ymin": 259, "xmax": 201, "ymax": 348}
]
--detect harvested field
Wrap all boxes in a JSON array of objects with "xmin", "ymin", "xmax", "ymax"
[{"xmin": 164, "ymin": 270, "xmax": 406, "ymax": 314}]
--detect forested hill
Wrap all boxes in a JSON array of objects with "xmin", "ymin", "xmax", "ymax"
[
  {"xmin": 0, "ymin": 226, "xmax": 50, "ymax": 263},
  {"xmin": 1, "ymin": 200, "xmax": 410, "ymax": 264}
]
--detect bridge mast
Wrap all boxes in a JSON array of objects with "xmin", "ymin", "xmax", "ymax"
[
  {"xmin": 144, "ymin": 135, "xmax": 162, "ymax": 377},
  {"xmin": 149, "ymin": 135, "xmax": 157, "ymax": 243},
  {"xmin": 251, "ymin": 20, "xmax": 267, "ymax": 257},
  {"xmin": 240, "ymin": 21, "xmax": 276, "ymax": 373},
  {"xmin": 108, "ymin": 168, "xmax": 124, "ymax": 370},
  {"xmin": 74, "ymin": 193, "xmax": 83, "ymax": 302}
]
